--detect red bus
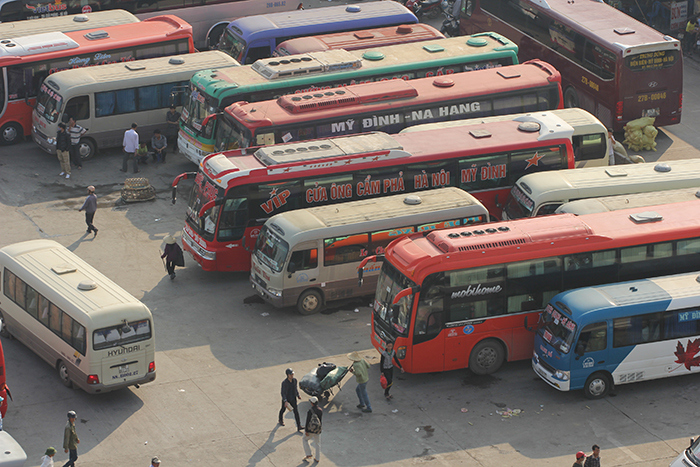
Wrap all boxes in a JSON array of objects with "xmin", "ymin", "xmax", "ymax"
[
  {"xmin": 273, "ymin": 23, "xmax": 444, "ymax": 56},
  {"xmin": 0, "ymin": 15, "xmax": 193, "ymax": 145},
  {"xmin": 359, "ymin": 201, "xmax": 700, "ymax": 375},
  {"xmin": 459, "ymin": 0, "xmax": 682, "ymax": 131},
  {"xmin": 171, "ymin": 112, "xmax": 575, "ymax": 272},
  {"xmin": 218, "ymin": 59, "xmax": 563, "ymax": 149},
  {"xmin": 0, "ymin": 340, "xmax": 7, "ymax": 418}
]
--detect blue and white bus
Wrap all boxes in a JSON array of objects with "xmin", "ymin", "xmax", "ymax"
[{"xmin": 532, "ymin": 269, "xmax": 700, "ymax": 399}]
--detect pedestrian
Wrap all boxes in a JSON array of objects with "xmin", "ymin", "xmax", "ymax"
[
  {"xmin": 56, "ymin": 123, "xmax": 71, "ymax": 179},
  {"xmin": 160, "ymin": 235, "xmax": 183, "ymax": 280},
  {"xmin": 62, "ymin": 410, "xmax": 80, "ymax": 467},
  {"xmin": 379, "ymin": 341, "xmax": 404, "ymax": 400},
  {"xmin": 573, "ymin": 451, "xmax": 586, "ymax": 466},
  {"xmin": 122, "ymin": 123, "xmax": 140, "ymax": 174},
  {"xmin": 684, "ymin": 16, "xmax": 698, "ymax": 53},
  {"xmin": 347, "ymin": 351, "xmax": 372, "ymax": 413},
  {"xmin": 78, "ymin": 185, "xmax": 98, "ymax": 237},
  {"xmin": 136, "ymin": 142, "xmax": 149, "ymax": 165},
  {"xmin": 584, "ymin": 445, "xmax": 601, "ymax": 467},
  {"xmin": 165, "ymin": 105, "xmax": 180, "ymax": 152},
  {"xmin": 278, "ymin": 368, "xmax": 302, "ymax": 430},
  {"xmin": 149, "ymin": 456, "xmax": 161, "ymax": 466},
  {"xmin": 67, "ymin": 118, "xmax": 86, "ymax": 170},
  {"xmin": 302, "ymin": 396, "xmax": 322, "ymax": 463},
  {"xmin": 151, "ymin": 129, "xmax": 168, "ymax": 163},
  {"xmin": 40, "ymin": 447, "xmax": 56, "ymax": 467}
]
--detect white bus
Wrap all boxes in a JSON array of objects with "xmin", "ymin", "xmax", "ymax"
[
  {"xmin": 0, "ymin": 10, "xmax": 138, "ymax": 40},
  {"xmin": 32, "ymin": 50, "xmax": 239, "ymax": 160},
  {"xmin": 399, "ymin": 108, "xmax": 611, "ymax": 168},
  {"xmin": 250, "ymin": 187, "xmax": 489, "ymax": 315},
  {"xmin": 0, "ymin": 240, "xmax": 155, "ymax": 393},
  {"xmin": 556, "ymin": 187, "xmax": 700, "ymax": 215},
  {"xmin": 501, "ymin": 159, "xmax": 700, "ymax": 219}
]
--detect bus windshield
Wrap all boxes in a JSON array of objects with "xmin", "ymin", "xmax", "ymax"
[
  {"xmin": 35, "ymin": 84, "xmax": 63, "ymax": 124},
  {"xmin": 254, "ymin": 225, "xmax": 289, "ymax": 273},
  {"xmin": 373, "ymin": 262, "xmax": 416, "ymax": 337},
  {"xmin": 93, "ymin": 319, "xmax": 152, "ymax": 351},
  {"xmin": 538, "ymin": 303, "xmax": 577, "ymax": 354},
  {"xmin": 219, "ymin": 30, "xmax": 246, "ymax": 62},
  {"xmin": 186, "ymin": 174, "xmax": 224, "ymax": 240},
  {"xmin": 220, "ymin": 116, "xmax": 251, "ymax": 149},
  {"xmin": 503, "ymin": 184, "xmax": 534, "ymax": 219},
  {"xmin": 184, "ymin": 87, "xmax": 219, "ymax": 135}
]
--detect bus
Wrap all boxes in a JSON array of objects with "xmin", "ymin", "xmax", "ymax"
[
  {"xmin": 501, "ymin": 159, "xmax": 700, "ymax": 219},
  {"xmin": 219, "ymin": 59, "xmax": 563, "ymax": 149},
  {"xmin": 400, "ymin": 108, "xmax": 610, "ymax": 168},
  {"xmin": 556, "ymin": 187, "xmax": 700, "ymax": 215},
  {"xmin": 533, "ymin": 270, "xmax": 700, "ymax": 399},
  {"xmin": 0, "ymin": 10, "xmax": 138, "ymax": 40},
  {"xmin": 0, "ymin": 15, "xmax": 194, "ymax": 145},
  {"xmin": 251, "ymin": 187, "xmax": 489, "ymax": 315},
  {"xmin": 358, "ymin": 201, "xmax": 700, "ymax": 375},
  {"xmin": 0, "ymin": 239, "xmax": 156, "ymax": 393},
  {"xmin": 32, "ymin": 51, "xmax": 238, "ymax": 160},
  {"xmin": 180, "ymin": 33, "xmax": 520, "ymax": 165},
  {"xmin": 0, "ymin": 432, "xmax": 26, "ymax": 467},
  {"xmin": 172, "ymin": 112, "xmax": 576, "ymax": 272},
  {"xmin": 459, "ymin": 0, "xmax": 683, "ymax": 131},
  {"xmin": 272, "ymin": 24, "xmax": 444, "ymax": 57},
  {"xmin": 218, "ymin": 2, "xmax": 418, "ymax": 64}
]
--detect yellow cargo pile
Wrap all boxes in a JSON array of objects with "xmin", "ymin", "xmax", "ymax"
[{"xmin": 622, "ymin": 117, "xmax": 658, "ymax": 152}]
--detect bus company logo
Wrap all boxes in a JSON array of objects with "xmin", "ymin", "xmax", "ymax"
[
  {"xmin": 107, "ymin": 344, "xmax": 140, "ymax": 358},
  {"xmin": 582, "ymin": 357, "xmax": 594, "ymax": 369},
  {"xmin": 249, "ymin": 228, "xmax": 261, "ymax": 239},
  {"xmin": 451, "ymin": 284, "xmax": 502, "ymax": 299},
  {"xmin": 68, "ymin": 57, "xmax": 91, "ymax": 67},
  {"xmin": 296, "ymin": 273, "xmax": 309, "ymax": 283},
  {"xmin": 94, "ymin": 52, "xmax": 112, "ymax": 61},
  {"xmin": 462, "ymin": 325, "xmax": 474, "ymax": 335},
  {"xmin": 539, "ymin": 344, "xmax": 552, "ymax": 358},
  {"xmin": 27, "ymin": 1, "xmax": 67, "ymax": 13},
  {"xmin": 448, "ymin": 328, "xmax": 459, "ymax": 337},
  {"xmin": 261, "ymin": 188, "xmax": 290, "ymax": 214}
]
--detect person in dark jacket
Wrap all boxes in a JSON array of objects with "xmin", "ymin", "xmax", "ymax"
[
  {"xmin": 379, "ymin": 341, "xmax": 404, "ymax": 400},
  {"xmin": 56, "ymin": 123, "xmax": 71, "ymax": 179},
  {"xmin": 303, "ymin": 396, "xmax": 322, "ymax": 462},
  {"xmin": 279, "ymin": 368, "xmax": 302, "ymax": 430},
  {"xmin": 78, "ymin": 185, "xmax": 98, "ymax": 237},
  {"xmin": 161, "ymin": 236, "xmax": 183, "ymax": 280}
]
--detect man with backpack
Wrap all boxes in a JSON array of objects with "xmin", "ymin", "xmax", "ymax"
[{"xmin": 303, "ymin": 396, "xmax": 322, "ymax": 463}]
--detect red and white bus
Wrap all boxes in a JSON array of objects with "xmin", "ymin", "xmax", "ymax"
[
  {"xmin": 0, "ymin": 15, "xmax": 194, "ymax": 144},
  {"xmin": 459, "ymin": 0, "xmax": 682, "ymax": 131},
  {"xmin": 272, "ymin": 23, "xmax": 444, "ymax": 56},
  {"xmin": 171, "ymin": 112, "xmax": 576, "ymax": 272},
  {"xmin": 359, "ymin": 200, "xmax": 700, "ymax": 375},
  {"xmin": 218, "ymin": 59, "xmax": 563, "ymax": 149}
]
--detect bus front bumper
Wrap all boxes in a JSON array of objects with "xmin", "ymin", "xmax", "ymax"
[
  {"xmin": 32, "ymin": 127, "xmax": 57, "ymax": 155},
  {"xmin": 532, "ymin": 351, "xmax": 570, "ymax": 392},
  {"xmin": 178, "ymin": 132, "xmax": 209, "ymax": 166},
  {"xmin": 250, "ymin": 274, "xmax": 284, "ymax": 308}
]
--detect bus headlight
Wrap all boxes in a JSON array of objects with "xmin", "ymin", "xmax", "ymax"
[
  {"xmin": 554, "ymin": 370, "xmax": 570, "ymax": 381},
  {"xmin": 47, "ymin": 137, "xmax": 56, "ymax": 145},
  {"xmin": 397, "ymin": 346, "xmax": 407, "ymax": 359},
  {"xmin": 267, "ymin": 287, "xmax": 282, "ymax": 298}
]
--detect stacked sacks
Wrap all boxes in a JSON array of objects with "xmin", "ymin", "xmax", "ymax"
[{"xmin": 623, "ymin": 117, "xmax": 658, "ymax": 152}]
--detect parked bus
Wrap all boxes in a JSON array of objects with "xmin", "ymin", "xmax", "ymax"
[
  {"xmin": 272, "ymin": 23, "xmax": 444, "ymax": 57},
  {"xmin": 172, "ymin": 112, "xmax": 576, "ymax": 272},
  {"xmin": 358, "ymin": 201, "xmax": 700, "ymax": 375},
  {"xmin": 0, "ymin": 0, "xmax": 294, "ymax": 50},
  {"xmin": 533, "ymin": 270, "xmax": 700, "ymax": 399},
  {"xmin": 220, "ymin": 59, "xmax": 562, "ymax": 149},
  {"xmin": 671, "ymin": 437, "xmax": 700, "ymax": 467},
  {"xmin": 400, "ymin": 108, "xmax": 610, "ymax": 168},
  {"xmin": 251, "ymin": 187, "xmax": 489, "ymax": 315},
  {"xmin": 181, "ymin": 33, "xmax": 520, "ymax": 164},
  {"xmin": 218, "ymin": 2, "xmax": 418, "ymax": 64},
  {"xmin": 0, "ymin": 432, "xmax": 26, "ymax": 467},
  {"xmin": 459, "ymin": 0, "xmax": 682, "ymax": 131},
  {"xmin": 0, "ymin": 343, "xmax": 7, "ymax": 418},
  {"xmin": 0, "ymin": 240, "xmax": 156, "ymax": 393},
  {"xmin": 0, "ymin": 10, "xmax": 138, "ymax": 40},
  {"xmin": 501, "ymin": 159, "xmax": 700, "ymax": 219},
  {"xmin": 556, "ymin": 187, "xmax": 700, "ymax": 215},
  {"xmin": 0, "ymin": 15, "xmax": 194, "ymax": 145},
  {"xmin": 32, "ymin": 51, "xmax": 238, "ymax": 160}
]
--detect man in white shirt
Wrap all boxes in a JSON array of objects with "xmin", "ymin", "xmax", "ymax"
[{"xmin": 122, "ymin": 123, "xmax": 140, "ymax": 173}]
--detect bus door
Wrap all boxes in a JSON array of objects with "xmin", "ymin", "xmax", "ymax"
[
  {"xmin": 569, "ymin": 321, "xmax": 609, "ymax": 389},
  {"xmin": 410, "ymin": 290, "xmax": 446, "ymax": 372},
  {"xmin": 283, "ymin": 242, "xmax": 320, "ymax": 302}
]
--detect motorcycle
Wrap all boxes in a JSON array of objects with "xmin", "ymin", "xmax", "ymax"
[
  {"xmin": 406, "ymin": 0, "xmax": 444, "ymax": 20},
  {"xmin": 440, "ymin": 0, "xmax": 460, "ymax": 37}
]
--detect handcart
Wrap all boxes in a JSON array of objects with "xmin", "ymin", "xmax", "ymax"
[{"xmin": 299, "ymin": 362, "xmax": 349, "ymax": 401}]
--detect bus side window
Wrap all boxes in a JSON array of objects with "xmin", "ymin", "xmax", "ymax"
[
  {"xmin": 289, "ymin": 249, "xmax": 318, "ymax": 271},
  {"xmin": 38, "ymin": 295, "xmax": 50, "ymax": 327},
  {"xmin": 217, "ymin": 198, "xmax": 248, "ymax": 241},
  {"xmin": 2, "ymin": 269, "xmax": 16, "ymax": 301},
  {"xmin": 13, "ymin": 276, "xmax": 26, "ymax": 309},
  {"xmin": 573, "ymin": 133, "xmax": 606, "ymax": 162},
  {"xmin": 576, "ymin": 321, "xmax": 606, "ymax": 354},
  {"xmin": 64, "ymin": 95, "xmax": 90, "ymax": 121},
  {"xmin": 48, "ymin": 303, "xmax": 62, "ymax": 337},
  {"xmin": 245, "ymin": 45, "xmax": 271, "ymax": 65},
  {"xmin": 25, "ymin": 285, "xmax": 38, "ymax": 319},
  {"xmin": 664, "ymin": 308, "xmax": 700, "ymax": 340},
  {"xmin": 535, "ymin": 204, "xmax": 560, "ymax": 216}
]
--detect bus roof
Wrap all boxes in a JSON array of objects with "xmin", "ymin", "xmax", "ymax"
[
  {"xmin": 556, "ymin": 187, "xmax": 700, "ymax": 215},
  {"xmin": 0, "ymin": 431, "xmax": 27, "ymax": 466},
  {"xmin": 0, "ymin": 240, "xmax": 150, "ymax": 325},
  {"xmin": 0, "ymin": 10, "xmax": 139, "ymax": 40},
  {"xmin": 192, "ymin": 33, "xmax": 518, "ymax": 101}
]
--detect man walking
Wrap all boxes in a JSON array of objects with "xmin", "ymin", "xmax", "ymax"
[
  {"xmin": 149, "ymin": 456, "xmax": 161, "ymax": 467},
  {"xmin": 56, "ymin": 123, "xmax": 71, "ymax": 179},
  {"xmin": 78, "ymin": 186, "xmax": 98, "ymax": 237},
  {"xmin": 165, "ymin": 105, "xmax": 180, "ymax": 152},
  {"xmin": 122, "ymin": 123, "xmax": 140, "ymax": 173},
  {"xmin": 348, "ymin": 351, "xmax": 372, "ymax": 413},
  {"xmin": 302, "ymin": 396, "xmax": 322, "ymax": 463},
  {"xmin": 279, "ymin": 368, "xmax": 302, "ymax": 430},
  {"xmin": 67, "ymin": 118, "xmax": 86, "ymax": 170},
  {"xmin": 584, "ymin": 445, "xmax": 601, "ymax": 467},
  {"xmin": 62, "ymin": 410, "xmax": 80, "ymax": 467}
]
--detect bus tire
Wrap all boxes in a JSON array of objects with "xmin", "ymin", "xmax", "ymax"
[
  {"xmin": 297, "ymin": 289, "xmax": 323, "ymax": 315},
  {"xmin": 0, "ymin": 122, "xmax": 22, "ymax": 145},
  {"xmin": 78, "ymin": 138, "xmax": 97, "ymax": 161},
  {"xmin": 57, "ymin": 360, "xmax": 73, "ymax": 388},
  {"xmin": 468, "ymin": 339, "xmax": 505, "ymax": 375},
  {"xmin": 583, "ymin": 372, "xmax": 610, "ymax": 399},
  {"xmin": 206, "ymin": 23, "xmax": 228, "ymax": 50},
  {"xmin": 0, "ymin": 312, "xmax": 10, "ymax": 339},
  {"xmin": 564, "ymin": 87, "xmax": 579, "ymax": 108}
]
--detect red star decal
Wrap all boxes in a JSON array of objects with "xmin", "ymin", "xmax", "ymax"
[
  {"xmin": 269, "ymin": 187, "xmax": 278, "ymax": 198},
  {"xmin": 344, "ymin": 159, "xmax": 352, "ymax": 165},
  {"xmin": 524, "ymin": 152, "xmax": 545, "ymax": 170}
]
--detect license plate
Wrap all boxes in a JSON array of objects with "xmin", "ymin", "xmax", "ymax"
[
  {"xmin": 119, "ymin": 365, "xmax": 129, "ymax": 373},
  {"xmin": 642, "ymin": 108, "xmax": 660, "ymax": 117}
]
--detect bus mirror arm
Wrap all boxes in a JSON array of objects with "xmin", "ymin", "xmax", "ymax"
[
  {"xmin": 494, "ymin": 193, "xmax": 501, "ymax": 209},
  {"xmin": 391, "ymin": 285, "xmax": 420, "ymax": 306},
  {"xmin": 171, "ymin": 172, "xmax": 197, "ymax": 204},
  {"xmin": 524, "ymin": 316, "xmax": 532, "ymax": 332},
  {"xmin": 357, "ymin": 254, "xmax": 382, "ymax": 287},
  {"xmin": 198, "ymin": 112, "xmax": 220, "ymax": 135},
  {"xmin": 198, "ymin": 197, "xmax": 224, "ymax": 218}
]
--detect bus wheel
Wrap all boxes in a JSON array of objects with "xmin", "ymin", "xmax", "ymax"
[
  {"xmin": 78, "ymin": 139, "xmax": 96, "ymax": 161},
  {"xmin": 0, "ymin": 313, "xmax": 9, "ymax": 339},
  {"xmin": 564, "ymin": 87, "xmax": 579, "ymax": 108},
  {"xmin": 469, "ymin": 340, "xmax": 504, "ymax": 375},
  {"xmin": 57, "ymin": 361, "xmax": 73, "ymax": 388},
  {"xmin": 583, "ymin": 372, "xmax": 610, "ymax": 399},
  {"xmin": 0, "ymin": 122, "xmax": 22, "ymax": 145},
  {"xmin": 297, "ymin": 289, "xmax": 322, "ymax": 315},
  {"xmin": 207, "ymin": 23, "xmax": 227, "ymax": 50}
]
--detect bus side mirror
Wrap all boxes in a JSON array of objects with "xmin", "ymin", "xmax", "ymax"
[
  {"xmin": 358, "ymin": 267, "xmax": 364, "ymax": 288},
  {"xmin": 287, "ymin": 262, "xmax": 297, "ymax": 274},
  {"xmin": 199, "ymin": 113, "xmax": 219, "ymax": 135},
  {"xmin": 524, "ymin": 316, "xmax": 532, "ymax": 332},
  {"xmin": 575, "ymin": 344, "xmax": 585, "ymax": 358},
  {"xmin": 690, "ymin": 438, "xmax": 696, "ymax": 449},
  {"xmin": 390, "ymin": 304, "xmax": 400, "ymax": 324},
  {"xmin": 494, "ymin": 193, "xmax": 500, "ymax": 209}
]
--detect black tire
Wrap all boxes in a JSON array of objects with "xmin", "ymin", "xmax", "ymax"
[
  {"xmin": 0, "ymin": 312, "xmax": 9, "ymax": 339},
  {"xmin": 564, "ymin": 87, "xmax": 579, "ymax": 108},
  {"xmin": 583, "ymin": 372, "xmax": 610, "ymax": 399},
  {"xmin": 0, "ymin": 122, "xmax": 22, "ymax": 145},
  {"xmin": 207, "ymin": 23, "xmax": 228, "ymax": 50},
  {"xmin": 78, "ymin": 138, "xmax": 97, "ymax": 161},
  {"xmin": 297, "ymin": 289, "xmax": 323, "ymax": 315},
  {"xmin": 57, "ymin": 361, "xmax": 73, "ymax": 388},
  {"xmin": 468, "ymin": 339, "xmax": 505, "ymax": 375}
]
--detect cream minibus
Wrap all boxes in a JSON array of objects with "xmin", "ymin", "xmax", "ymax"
[
  {"xmin": 556, "ymin": 187, "xmax": 700, "ymax": 215},
  {"xmin": 250, "ymin": 187, "xmax": 489, "ymax": 315},
  {"xmin": 32, "ymin": 50, "xmax": 239, "ymax": 160},
  {"xmin": 501, "ymin": 159, "xmax": 700, "ymax": 219},
  {"xmin": 399, "ymin": 108, "xmax": 610, "ymax": 168},
  {"xmin": 0, "ymin": 240, "xmax": 155, "ymax": 393}
]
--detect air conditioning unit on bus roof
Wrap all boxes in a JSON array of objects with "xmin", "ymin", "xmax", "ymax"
[
  {"xmin": 0, "ymin": 32, "xmax": 79, "ymax": 57},
  {"xmin": 252, "ymin": 50, "xmax": 362, "ymax": 80}
]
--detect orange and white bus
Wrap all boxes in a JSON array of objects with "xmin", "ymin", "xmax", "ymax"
[{"xmin": 0, "ymin": 15, "xmax": 193, "ymax": 145}]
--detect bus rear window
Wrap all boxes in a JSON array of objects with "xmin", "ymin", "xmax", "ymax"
[
  {"xmin": 625, "ymin": 49, "xmax": 679, "ymax": 72},
  {"xmin": 93, "ymin": 319, "xmax": 152, "ymax": 350}
]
